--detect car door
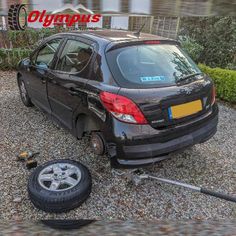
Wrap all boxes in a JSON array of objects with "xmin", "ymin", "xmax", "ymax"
[
  {"xmin": 47, "ymin": 36, "xmax": 95, "ymax": 130},
  {"xmin": 27, "ymin": 38, "xmax": 63, "ymax": 114}
]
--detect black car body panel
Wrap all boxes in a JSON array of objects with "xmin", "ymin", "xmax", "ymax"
[
  {"xmin": 17, "ymin": 30, "xmax": 218, "ymax": 168},
  {"xmin": 118, "ymin": 75, "xmax": 213, "ymax": 129}
]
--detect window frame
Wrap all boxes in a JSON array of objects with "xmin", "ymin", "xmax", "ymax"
[
  {"xmin": 53, "ymin": 36, "xmax": 97, "ymax": 76},
  {"xmin": 106, "ymin": 43, "xmax": 202, "ymax": 89},
  {"xmin": 30, "ymin": 37, "xmax": 64, "ymax": 69}
]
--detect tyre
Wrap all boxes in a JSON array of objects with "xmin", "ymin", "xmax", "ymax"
[
  {"xmin": 41, "ymin": 220, "xmax": 95, "ymax": 230},
  {"xmin": 8, "ymin": 4, "xmax": 27, "ymax": 31},
  {"xmin": 28, "ymin": 159, "xmax": 92, "ymax": 213},
  {"xmin": 17, "ymin": 76, "xmax": 33, "ymax": 107}
]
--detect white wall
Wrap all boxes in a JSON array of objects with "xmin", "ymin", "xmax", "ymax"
[
  {"xmin": 87, "ymin": 17, "xmax": 103, "ymax": 28},
  {"xmin": 102, "ymin": 0, "xmax": 120, "ymax": 12},
  {"xmin": 1, "ymin": 0, "xmax": 7, "ymax": 12},
  {"xmin": 29, "ymin": 0, "xmax": 63, "ymax": 28},
  {"xmin": 31, "ymin": 0, "xmax": 64, "ymax": 12},
  {"xmin": 111, "ymin": 16, "xmax": 129, "ymax": 29},
  {"xmin": 130, "ymin": 0, "xmax": 151, "ymax": 14}
]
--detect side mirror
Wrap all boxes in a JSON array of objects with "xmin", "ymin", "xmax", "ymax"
[
  {"xmin": 36, "ymin": 62, "xmax": 48, "ymax": 75},
  {"xmin": 37, "ymin": 62, "xmax": 48, "ymax": 70}
]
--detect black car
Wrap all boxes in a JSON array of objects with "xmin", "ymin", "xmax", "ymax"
[{"xmin": 17, "ymin": 30, "xmax": 218, "ymax": 168}]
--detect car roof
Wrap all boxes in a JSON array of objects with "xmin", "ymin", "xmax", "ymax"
[
  {"xmin": 45, "ymin": 30, "xmax": 178, "ymax": 52},
  {"xmin": 54, "ymin": 29, "xmax": 175, "ymax": 43},
  {"xmin": 78, "ymin": 29, "xmax": 170, "ymax": 42}
]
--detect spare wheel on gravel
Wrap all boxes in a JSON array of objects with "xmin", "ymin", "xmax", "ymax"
[{"xmin": 28, "ymin": 159, "xmax": 92, "ymax": 213}]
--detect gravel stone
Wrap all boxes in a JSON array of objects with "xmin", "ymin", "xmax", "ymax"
[
  {"xmin": 1, "ymin": 221, "xmax": 236, "ymax": 235},
  {"xmin": 13, "ymin": 197, "xmax": 22, "ymax": 203},
  {"xmin": 0, "ymin": 71, "xmax": 236, "ymax": 220}
]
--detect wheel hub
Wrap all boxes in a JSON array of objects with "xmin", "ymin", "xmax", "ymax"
[
  {"xmin": 90, "ymin": 133, "xmax": 105, "ymax": 155},
  {"xmin": 38, "ymin": 163, "xmax": 82, "ymax": 191}
]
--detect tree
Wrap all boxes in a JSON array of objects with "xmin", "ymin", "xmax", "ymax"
[{"xmin": 179, "ymin": 17, "xmax": 236, "ymax": 69}]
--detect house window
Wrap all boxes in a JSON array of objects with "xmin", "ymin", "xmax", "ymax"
[
  {"xmin": 102, "ymin": 0, "xmax": 120, "ymax": 12},
  {"xmin": 130, "ymin": 0, "xmax": 151, "ymax": 14},
  {"xmin": 92, "ymin": 0, "xmax": 101, "ymax": 11},
  {"xmin": 121, "ymin": 0, "xmax": 129, "ymax": 13},
  {"xmin": 32, "ymin": 0, "xmax": 63, "ymax": 12},
  {"xmin": 78, "ymin": 0, "xmax": 88, "ymax": 7},
  {"xmin": 64, "ymin": 0, "xmax": 73, "ymax": 3}
]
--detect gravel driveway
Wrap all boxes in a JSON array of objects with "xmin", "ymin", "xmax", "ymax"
[{"xmin": 0, "ymin": 71, "xmax": 236, "ymax": 220}]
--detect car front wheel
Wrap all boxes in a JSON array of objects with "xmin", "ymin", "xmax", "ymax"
[{"xmin": 17, "ymin": 76, "xmax": 33, "ymax": 107}]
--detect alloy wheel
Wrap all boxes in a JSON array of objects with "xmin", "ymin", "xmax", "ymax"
[
  {"xmin": 38, "ymin": 163, "xmax": 82, "ymax": 191},
  {"xmin": 19, "ymin": 80, "xmax": 28, "ymax": 102}
]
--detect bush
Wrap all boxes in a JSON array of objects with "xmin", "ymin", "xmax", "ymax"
[
  {"xmin": 199, "ymin": 64, "xmax": 236, "ymax": 103},
  {"xmin": 180, "ymin": 17, "xmax": 236, "ymax": 69},
  {"xmin": 7, "ymin": 28, "xmax": 61, "ymax": 49},
  {"xmin": 180, "ymin": 36, "xmax": 204, "ymax": 62},
  {"xmin": 0, "ymin": 48, "xmax": 32, "ymax": 70},
  {"xmin": 7, "ymin": 27, "xmax": 79, "ymax": 49}
]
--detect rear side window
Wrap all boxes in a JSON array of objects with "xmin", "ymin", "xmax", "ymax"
[
  {"xmin": 56, "ymin": 39, "xmax": 93, "ymax": 73},
  {"xmin": 35, "ymin": 39, "xmax": 61, "ymax": 67},
  {"xmin": 106, "ymin": 44, "xmax": 201, "ymax": 88}
]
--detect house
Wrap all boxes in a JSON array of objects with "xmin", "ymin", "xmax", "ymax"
[
  {"xmin": 28, "ymin": 0, "xmax": 214, "ymax": 38},
  {"xmin": 0, "ymin": 0, "xmax": 216, "ymax": 39}
]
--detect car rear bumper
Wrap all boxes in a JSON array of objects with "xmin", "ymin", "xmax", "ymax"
[{"xmin": 106, "ymin": 105, "xmax": 218, "ymax": 168}]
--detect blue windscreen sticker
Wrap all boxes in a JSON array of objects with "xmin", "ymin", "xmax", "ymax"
[{"xmin": 140, "ymin": 76, "xmax": 166, "ymax": 82}]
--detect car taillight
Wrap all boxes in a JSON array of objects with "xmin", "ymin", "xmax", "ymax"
[
  {"xmin": 144, "ymin": 40, "xmax": 161, "ymax": 45},
  {"xmin": 100, "ymin": 91, "xmax": 147, "ymax": 124},
  {"xmin": 212, "ymin": 86, "xmax": 216, "ymax": 105}
]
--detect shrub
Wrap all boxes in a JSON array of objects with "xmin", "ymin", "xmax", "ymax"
[
  {"xmin": 7, "ymin": 28, "xmax": 60, "ymax": 49},
  {"xmin": 0, "ymin": 48, "xmax": 32, "ymax": 70},
  {"xmin": 180, "ymin": 36, "xmax": 204, "ymax": 62},
  {"xmin": 199, "ymin": 64, "xmax": 236, "ymax": 103},
  {"xmin": 7, "ymin": 27, "xmax": 77, "ymax": 49},
  {"xmin": 180, "ymin": 17, "xmax": 236, "ymax": 69}
]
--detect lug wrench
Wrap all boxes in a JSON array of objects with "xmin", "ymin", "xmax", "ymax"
[{"xmin": 132, "ymin": 173, "xmax": 236, "ymax": 203}]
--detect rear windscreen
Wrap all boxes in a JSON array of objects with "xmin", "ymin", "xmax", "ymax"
[{"xmin": 106, "ymin": 44, "xmax": 202, "ymax": 88}]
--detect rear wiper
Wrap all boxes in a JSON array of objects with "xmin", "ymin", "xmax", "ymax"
[{"xmin": 177, "ymin": 72, "xmax": 203, "ymax": 83}]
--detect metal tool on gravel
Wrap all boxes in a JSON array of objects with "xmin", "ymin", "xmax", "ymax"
[
  {"xmin": 131, "ymin": 171, "xmax": 236, "ymax": 203},
  {"xmin": 16, "ymin": 151, "xmax": 39, "ymax": 169}
]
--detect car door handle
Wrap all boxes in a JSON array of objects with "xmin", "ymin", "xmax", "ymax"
[
  {"xmin": 48, "ymin": 77, "xmax": 57, "ymax": 84},
  {"xmin": 68, "ymin": 88, "xmax": 80, "ymax": 96},
  {"xmin": 41, "ymin": 77, "xmax": 46, "ymax": 84}
]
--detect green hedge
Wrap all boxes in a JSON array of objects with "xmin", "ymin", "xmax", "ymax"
[
  {"xmin": 199, "ymin": 64, "xmax": 236, "ymax": 103},
  {"xmin": 7, "ymin": 28, "xmax": 65, "ymax": 49},
  {"xmin": 0, "ymin": 48, "xmax": 32, "ymax": 70}
]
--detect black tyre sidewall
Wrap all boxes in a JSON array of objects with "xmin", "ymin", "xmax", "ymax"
[
  {"xmin": 28, "ymin": 159, "xmax": 92, "ymax": 213},
  {"xmin": 41, "ymin": 220, "xmax": 95, "ymax": 230},
  {"xmin": 8, "ymin": 4, "xmax": 27, "ymax": 31},
  {"xmin": 17, "ymin": 76, "xmax": 33, "ymax": 107}
]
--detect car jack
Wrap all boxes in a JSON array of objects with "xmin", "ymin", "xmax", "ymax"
[
  {"xmin": 112, "ymin": 168, "xmax": 236, "ymax": 204},
  {"xmin": 130, "ymin": 170, "xmax": 236, "ymax": 203}
]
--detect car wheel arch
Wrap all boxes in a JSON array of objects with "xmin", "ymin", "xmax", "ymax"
[
  {"xmin": 75, "ymin": 113, "xmax": 100, "ymax": 139},
  {"xmin": 17, "ymin": 72, "xmax": 22, "ymax": 79}
]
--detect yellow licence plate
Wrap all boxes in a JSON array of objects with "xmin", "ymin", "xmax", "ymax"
[{"xmin": 168, "ymin": 100, "xmax": 203, "ymax": 119}]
